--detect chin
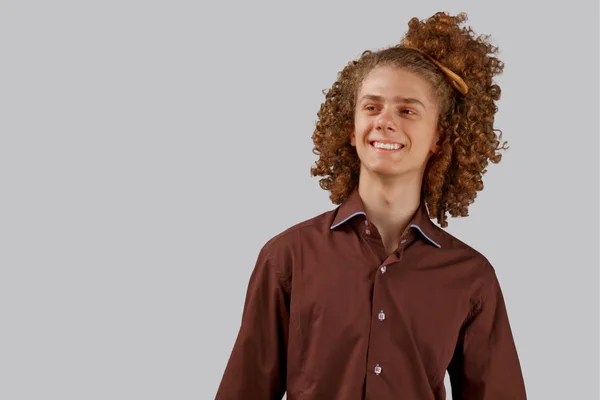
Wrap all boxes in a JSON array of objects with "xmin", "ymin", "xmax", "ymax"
[
  {"xmin": 377, "ymin": 169, "xmax": 407, "ymax": 177},
  {"xmin": 364, "ymin": 165, "xmax": 407, "ymax": 177}
]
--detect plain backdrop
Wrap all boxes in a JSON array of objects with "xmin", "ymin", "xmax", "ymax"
[{"xmin": 0, "ymin": 1, "xmax": 598, "ymax": 399}]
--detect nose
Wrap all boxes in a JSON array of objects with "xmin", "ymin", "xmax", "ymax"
[{"xmin": 375, "ymin": 106, "xmax": 397, "ymax": 132}]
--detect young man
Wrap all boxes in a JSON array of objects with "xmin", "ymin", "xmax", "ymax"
[{"xmin": 216, "ymin": 12, "xmax": 526, "ymax": 400}]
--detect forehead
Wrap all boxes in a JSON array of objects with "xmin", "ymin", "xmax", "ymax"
[{"xmin": 358, "ymin": 66, "xmax": 436, "ymax": 107}]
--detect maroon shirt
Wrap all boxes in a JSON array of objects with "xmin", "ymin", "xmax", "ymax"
[{"xmin": 216, "ymin": 188, "xmax": 526, "ymax": 399}]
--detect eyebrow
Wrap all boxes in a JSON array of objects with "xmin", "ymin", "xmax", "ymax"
[{"xmin": 358, "ymin": 94, "xmax": 427, "ymax": 110}]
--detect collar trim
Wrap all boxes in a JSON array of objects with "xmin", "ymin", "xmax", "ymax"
[{"xmin": 330, "ymin": 211, "xmax": 366, "ymax": 230}]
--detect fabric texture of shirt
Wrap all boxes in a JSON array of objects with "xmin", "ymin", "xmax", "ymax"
[{"xmin": 215, "ymin": 188, "xmax": 527, "ymax": 399}]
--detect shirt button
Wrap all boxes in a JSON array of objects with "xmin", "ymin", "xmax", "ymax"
[
  {"xmin": 374, "ymin": 364, "xmax": 382, "ymax": 375},
  {"xmin": 380, "ymin": 265, "xmax": 387, "ymax": 273},
  {"xmin": 378, "ymin": 310, "xmax": 386, "ymax": 321}
]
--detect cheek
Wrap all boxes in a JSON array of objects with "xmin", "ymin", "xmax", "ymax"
[
  {"xmin": 354, "ymin": 111, "xmax": 370, "ymax": 126},
  {"xmin": 407, "ymin": 124, "xmax": 437, "ymax": 147},
  {"xmin": 354, "ymin": 118, "xmax": 372, "ymax": 139}
]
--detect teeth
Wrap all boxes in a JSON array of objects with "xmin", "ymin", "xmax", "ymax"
[{"xmin": 373, "ymin": 141, "xmax": 402, "ymax": 150}]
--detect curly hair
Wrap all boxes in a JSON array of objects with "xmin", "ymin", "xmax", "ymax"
[{"xmin": 310, "ymin": 12, "xmax": 507, "ymax": 228}]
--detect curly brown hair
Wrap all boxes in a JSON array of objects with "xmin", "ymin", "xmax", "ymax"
[{"xmin": 310, "ymin": 12, "xmax": 507, "ymax": 228}]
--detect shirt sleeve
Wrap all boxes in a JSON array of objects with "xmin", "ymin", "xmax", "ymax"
[
  {"xmin": 215, "ymin": 247, "xmax": 290, "ymax": 400},
  {"xmin": 447, "ymin": 266, "xmax": 527, "ymax": 399}
]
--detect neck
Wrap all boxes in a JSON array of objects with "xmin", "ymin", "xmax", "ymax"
[{"xmin": 358, "ymin": 170, "xmax": 423, "ymax": 249}]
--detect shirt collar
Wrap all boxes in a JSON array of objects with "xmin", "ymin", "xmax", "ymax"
[{"xmin": 330, "ymin": 187, "xmax": 442, "ymax": 248}]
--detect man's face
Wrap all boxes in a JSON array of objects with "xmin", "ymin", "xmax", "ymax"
[{"xmin": 351, "ymin": 65, "xmax": 440, "ymax": 180}]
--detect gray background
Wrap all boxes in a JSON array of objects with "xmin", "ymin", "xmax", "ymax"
[{"xmin": 1, "ymin": 1, "xmax": 598, "ymax": 399}]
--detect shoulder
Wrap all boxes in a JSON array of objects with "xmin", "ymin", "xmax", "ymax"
[
  {"xmin": 253, "ymin": 206, "xmax": 338, "ymax": 282},
  {"xmin": 426, "ymin": 225, "xmax": 506, "ymax": 313},
  {"xmin": 430, "ymin": 223, "xmax": 498, "ymax": 286},
  {"xmin": 261, "ymin": 207, "xmax": 337, "ymax": 255}
]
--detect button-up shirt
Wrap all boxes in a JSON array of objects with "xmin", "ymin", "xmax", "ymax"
[{"xmin": 216, "ymin": 188, "xmax": 526, "ymax": 399}]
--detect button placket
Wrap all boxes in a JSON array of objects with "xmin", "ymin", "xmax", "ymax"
[{"xmin": 369, "ymin": 252, "xmax": 389, "ymax": 384}]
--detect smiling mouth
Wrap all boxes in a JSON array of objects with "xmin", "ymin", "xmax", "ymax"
[{"xmin": 370, "ymin": 141, "xmax": 405, "ymax": 151}]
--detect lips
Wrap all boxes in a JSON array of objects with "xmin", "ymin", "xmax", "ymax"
[{"xmin": 369, "ymin": 140, "xmax": 405, "ymax": 151}]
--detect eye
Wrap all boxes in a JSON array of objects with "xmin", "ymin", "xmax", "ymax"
[
  {"xmin": 400, "ymin": 108, "xmax": 416, "ymax": 115},
  {"xmin": 365, "ymin": 105, "xmax": 379, "ymax": 112}
]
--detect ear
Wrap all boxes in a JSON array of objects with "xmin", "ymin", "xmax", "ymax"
[{"xmin": 350, "ymin": 130, "xmax": 356, "ymax": 147}]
